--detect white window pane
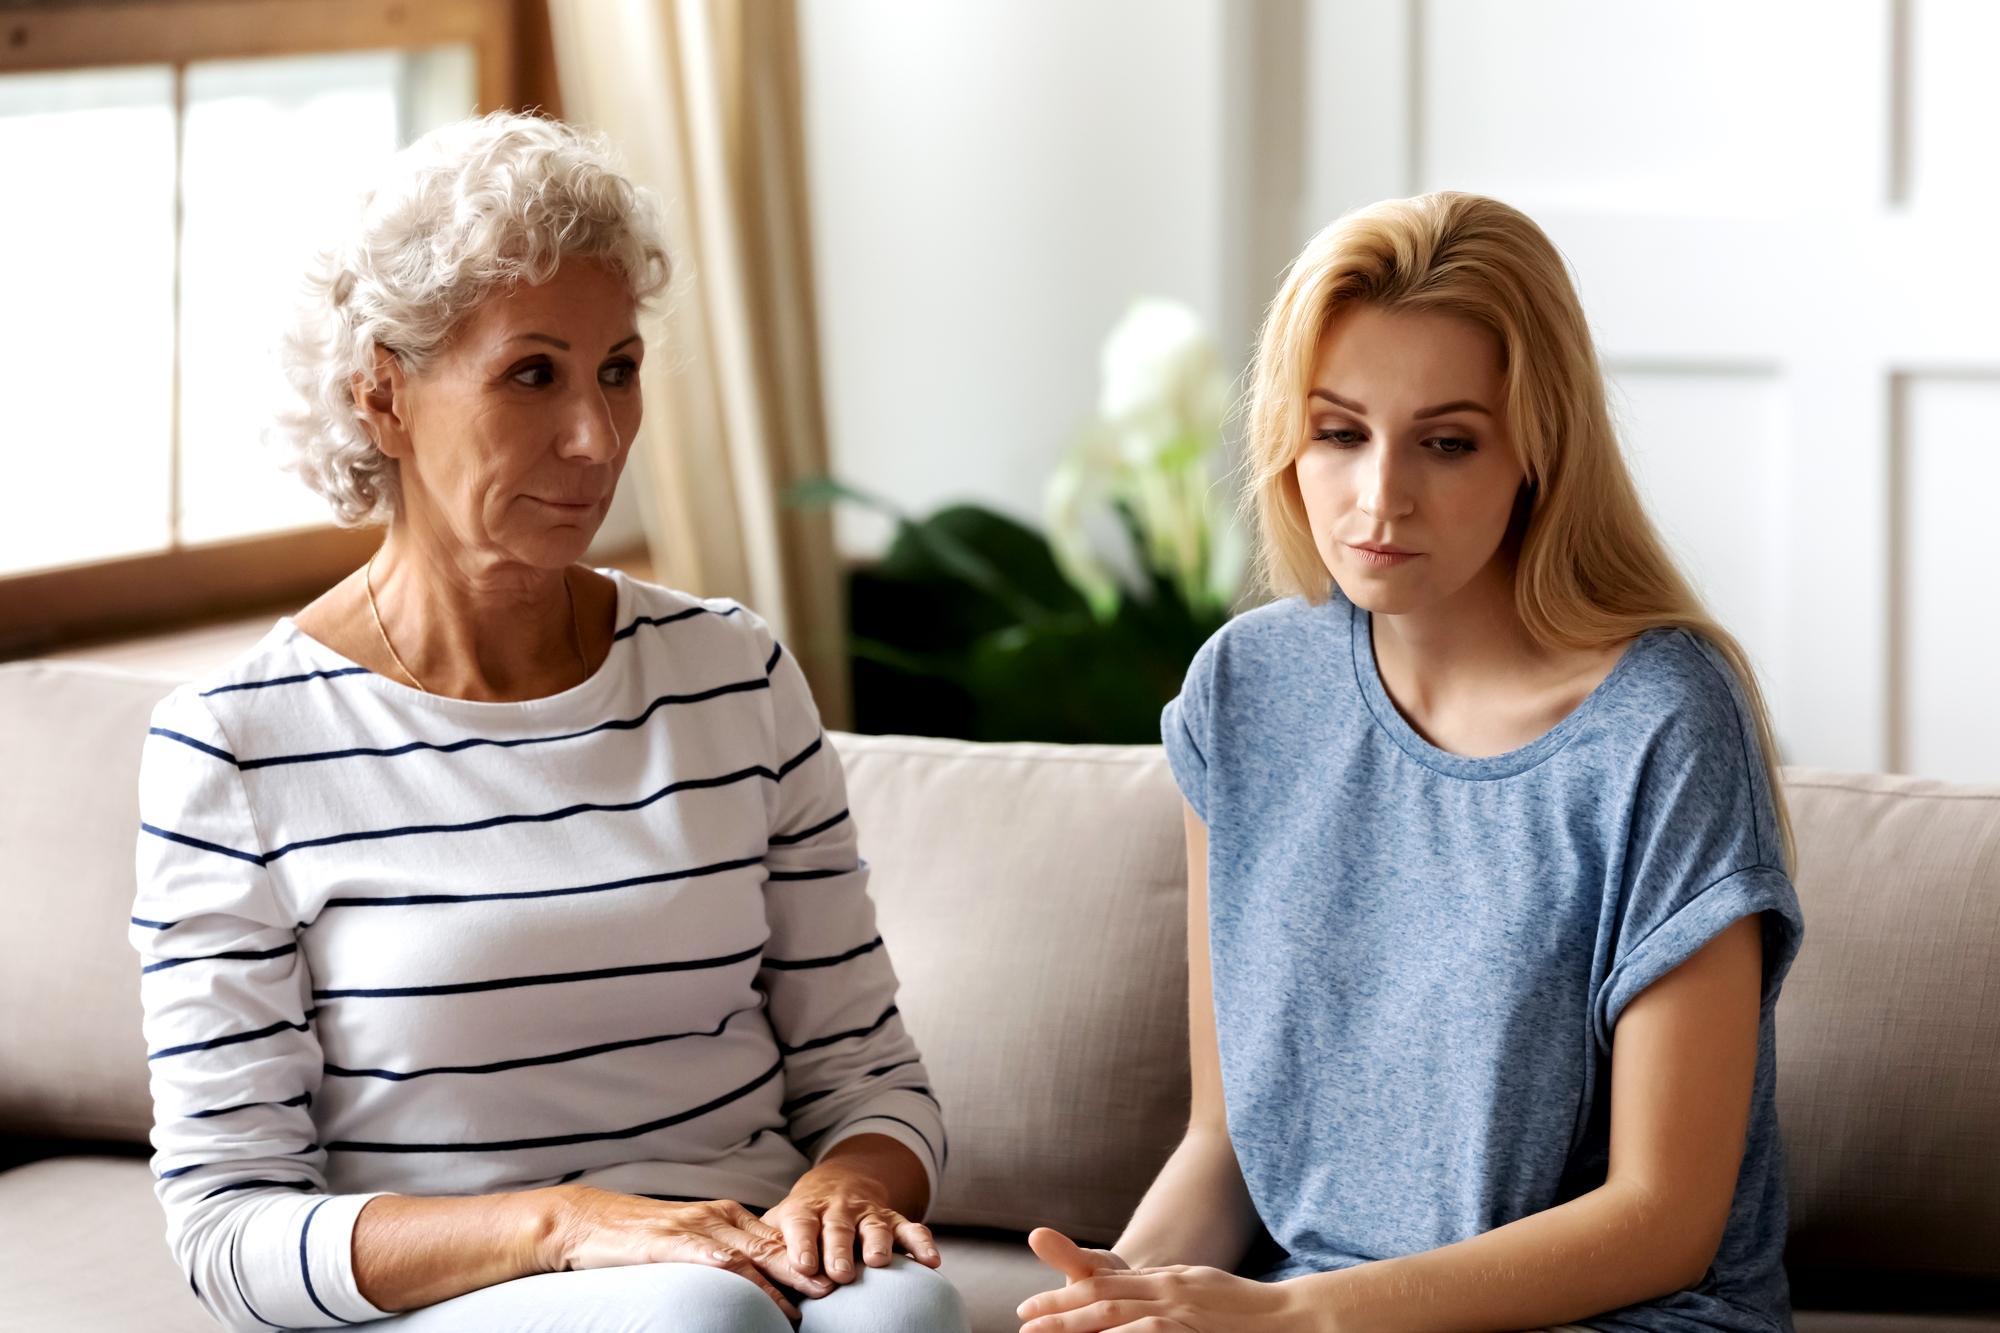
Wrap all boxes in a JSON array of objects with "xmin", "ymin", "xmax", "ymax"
[
  {"xmin": 0, "ymin": 66, "xmax": 175, "ymax": 574},
  {"xmin": 177, "ymin": 48, "xmax": 475, "ymax": 545}
]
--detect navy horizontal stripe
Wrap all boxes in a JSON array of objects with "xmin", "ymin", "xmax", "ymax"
[
  {"xmin": 229, "ymin": 678, "xmax": 770, "ymax": 771},
  {"xmin": 150, "ymin": 1015, "xmax": 313, "ymax": 1062},
  {"xmin": 556, "ymin": 1169, "xmax": 586, "ymax": 1184},
  {"xmin": 200, "ymin": 1178, "xmax": 316, "ymax": 1201},
  {"xmin": 322, "ymin": 856, "xmax": 762, "ymax": 911},
  {"xmin": 777, "ymin": 735, "xmax": 823, "ymax": 779},
  {"xmin": 778, "ymin": 1058, "xmax": 930, "ymax": 1116},
  {"xmin": 780, "ymin": 1087, "xmax": 833, "ymax": 1115},
  {"xmin": 313, "ymin": 943, "xmax": 762, "ymax": 1000},
  {"xmin": 768, "ymin": 807, "xmax": 848, "ymax": 847},
  {"xmin": 612, "ymin": 603, "xmax": 738, "ymax": 642},
  {"xmin": 187, "ymin": 1092, "xmax": 311, "ymax": 1119},
  {"xmin": 324, "ymin": 1005, "xmax": 757, "ymax": 1081},
  {"xmin": 325, "ymin": 1057, "xmax": 782, "ymax": 1153},
  {"xmin": 131, "ymin": 915, "xmax": 179, "ymax": 930},
  {"xmin": 159, "ymin": 1162, "xmax": 205, "ymax": 1179},
  {"xmin": 300, "ymin": 1198, "xmax": 352, "ymax": 1325},
  {"xmin": 764, "ymin": 936, "xmax": 882, "ymax": 971},
  {"xmin": 765, "ymin": 867, "xmax": 850, "ymax": 882},
  {"xmin": 229, "ymin": 1241, "xmax": 273, "ymax": 1330},
  {"xmin": 842, "ymin": 1113, "xmax": 943, "ymax": 1172},
  {"xmin": 150, "ymin": 727, "xmax": 236, "ymax": 764},
  {"xmin": 141, "ymin": 822, "xmax": 266, "ymax": 867},
  {"xmin": 143, "ymin": 943, "xmax": 297, "ymax": 975},
  {"xmin": 779, "ymin": 1004, "xmax": 898, "ymax": 1056},
  {"xmin": 262, "ymin": 735, "xmax": 822, "ymax": 862},
  {"xmin": 765, "ymin": 643, "xmax": 782, "ymax": 674},
  {"xmin": 201, "ymin": 666, "xmax": 370, "ymax": 697}
]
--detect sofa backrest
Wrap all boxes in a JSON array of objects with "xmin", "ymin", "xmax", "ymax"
[
  {"xmin": 3, "ymin": 659, "xmax": 1996, "ymax": 1280},
  {"xmin": 0, "ymin": 661, "xmax": 180, "ymax": 1142},
  {"xmin": 832, "ymin": 733, "xmax": 1190, "ymax": 1242},
  {"xmin": 1775, "ymin": 768, "xmax": 2000, "ymax": 1283}
]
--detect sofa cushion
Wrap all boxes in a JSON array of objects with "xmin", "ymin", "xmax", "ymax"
[
  {"xmin": 0, "ymin": 1150, "xmax": 1058, "ymax": 1333},
  {"xmin": 1794, "ymin": 1316, "xmax": 2000, "ymax": 1333},
  {"xmin": 832, "ymin": 732, "xmax": 1190, "ymax": 1243},
  {"xmin": 931, "ymin": 1232, "xmax": 1063, "ymax": 1333},
  {"xmin": 0, "ymin": 1155, "xmax": 213, "ymax": 1331},
  {"xmin": 1777, "ymin": 769, "xmax": 2000, "ymax": 1282},
  {"xmin": 0, "ymin": 662, "xmax": 178, "ymax": 1143}
]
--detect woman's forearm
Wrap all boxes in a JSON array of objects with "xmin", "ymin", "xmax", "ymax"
[
  {"xmin": 352, "ymin": 1190, "xmax": 557, "ymax": 1312},
  {"xmin": 1113, "ymin": 1123, "xmax": 1261, "ymax": 1271},
  {"xmin": 815, "ymin": 1132, "xmax": 931, "ymax": 1218},
  {"xmin": 1288, "ymin": 1177, "xmax": 1711, "ymax": 1333}
]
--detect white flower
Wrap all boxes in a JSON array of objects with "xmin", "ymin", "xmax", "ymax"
[
  {"xmin": 1098, "ymin": 298, "xmax": 1229, "ymax": 467},
  {"xmin": 1045, "ymin": 298, "xmax": 1243, "ymax": 620}
]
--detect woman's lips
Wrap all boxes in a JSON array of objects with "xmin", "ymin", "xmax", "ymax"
[{"xmin": 1344, "ymin": 541, "xmax": 1420, "ymax": 569}]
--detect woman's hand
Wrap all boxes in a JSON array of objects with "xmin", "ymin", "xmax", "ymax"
[
  {"xmin": 762, "ymin": 1134, "xmax": 939, "ymax": 1285},
  {"xmin": 540, "ymin": 1185, "xmax": 832, "ymax": 1317},
  {"xmin": 1019, "ymin": 1228, "xmax": 1312, "ymax": 1333}
]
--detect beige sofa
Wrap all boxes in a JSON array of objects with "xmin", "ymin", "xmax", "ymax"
[{"xmin": 1, "ymin": 658, "xmax": 1996, "ymax": 1333}]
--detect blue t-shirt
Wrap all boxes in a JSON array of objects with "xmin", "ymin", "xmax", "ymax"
[{"xmin": 1161, "ymin": 592, "xmax": 1803, "ymax": 1333}]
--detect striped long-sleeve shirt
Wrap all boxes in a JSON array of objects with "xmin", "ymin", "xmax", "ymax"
[{"xmin": 131, "ymin": 573, "xmax": 943, "ymax": 1332}]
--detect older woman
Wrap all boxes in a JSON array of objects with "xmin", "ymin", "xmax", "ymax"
[{"xmin": 132, "ymin": 114, "xmax": 966, "ymax": 1333}]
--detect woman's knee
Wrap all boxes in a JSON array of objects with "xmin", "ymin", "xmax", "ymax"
[
  {"xmin": 619, "ymin": 1264, "xmax": 794, "ymax": 1333},
  {"xmin": 797, "ymin": 1256, "xmax": 969, "ymax": 1333},
  {"xmin": 383, "ymin": 1262, "xmax": 793, "ymax": 1333}
]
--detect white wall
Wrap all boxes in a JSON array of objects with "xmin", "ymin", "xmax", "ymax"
[
  {"xmin": 797, "ymin": 0, "xmax": 1227, "ymax": 555},
  {"xmin": 799, "ymin": 0, "xmax": 2000, "ymax": 780}
]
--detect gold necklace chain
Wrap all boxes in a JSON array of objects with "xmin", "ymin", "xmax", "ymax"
[{"xmin": 365, "ymin": 553, "xmax": 588, "ymax": 695}]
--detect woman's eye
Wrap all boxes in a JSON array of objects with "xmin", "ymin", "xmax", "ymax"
[
  {"xmin": 600, "ymin": 359, "xmax": 637, "ymax": 388},
  {"xmin": 1312, "ymin": 427, "xmax": 1367, "ymax": 447},
  {"xmin": 1426, "ymin": 435, "xmax": 1477, "ymax": 456},
  {"xmin": 510, "ymin": 363, "xmax": 555, "ymax": 388}
]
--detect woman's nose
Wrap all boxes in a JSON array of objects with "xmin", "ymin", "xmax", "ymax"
[
  {"xmin": 1357, "ymin": 442, "xmax": 1413, "ymax": 521},
  {"xmin": 564, "ymin": 386, "xmax": 624, "ymax": 463}
]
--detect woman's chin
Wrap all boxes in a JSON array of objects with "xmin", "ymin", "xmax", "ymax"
[
  {"xmin": 493, "ymin": 526, "xmax": 603, "ymax": 571},
  {"xmin": 1329, "ymin": 567, "xmax": 1435, "ymax": 617}
]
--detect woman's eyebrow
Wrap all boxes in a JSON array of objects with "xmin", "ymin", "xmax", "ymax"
[
  {"xmin": 1414, "ymin": 399, "xmax": 1493, "ymax": 419},
  {"xmin": 609, "ymin": 334, "xmax": 642, "ymax": 353},
  {"xmin": 1309, "ymin": 389, "xmax": 1366, "ymax": 411},
  {"xmin": 518, "ymin": 333, "xmax": 570, "ymax": 350}
]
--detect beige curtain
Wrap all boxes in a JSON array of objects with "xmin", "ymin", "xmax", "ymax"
[{"xmin": 547, "ymin": 0, "xmax": 849, "ymax": 728}]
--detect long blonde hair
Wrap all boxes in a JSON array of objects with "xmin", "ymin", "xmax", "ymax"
[{"xmin": 1245, "ymin": 192, "xmax": 1792, "ymax": 867}]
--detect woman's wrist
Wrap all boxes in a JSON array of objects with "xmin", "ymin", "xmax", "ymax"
[
  {"xmin": 522, "ymin": 1185, "xmax": 581, "ymax": 1275},
  {"xmin": 1280, "ymin": 1267, "xmax": 1360, "ymax": 1333}
]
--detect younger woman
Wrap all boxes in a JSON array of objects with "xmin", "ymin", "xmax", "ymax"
[{"xmin": 1020, "ymin": 192, "xmax": 1802, "ymax": 1333}]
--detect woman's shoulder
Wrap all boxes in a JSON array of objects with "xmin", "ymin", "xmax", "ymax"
[
  {"xmin": 160, "ymin": 620, "xmax": 348, "ymax": 725},
  {"xmin": 1192, "ymin": 592, "xmax": 1349, "ymax": 681},
  {"xmin": 607, "ymin": 572, "xmax": 782, "ymax": 673},
  {"xmin": 1603, "ymin": 627, "xmax": 1760, "ymax": 746}
]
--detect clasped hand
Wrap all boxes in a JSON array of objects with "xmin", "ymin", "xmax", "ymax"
[
  {"xmin": 1017, "ymin": 1228, "xmax": 1311, "ymax": 1333},
  {"xmin": 544, "ymin": 1159, "xmax": 937, "ymax": 1319}
]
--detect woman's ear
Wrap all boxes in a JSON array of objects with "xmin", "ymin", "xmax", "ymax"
[{"xmin": 350, "ymin": 345, "xmax": 414, "ymax": 460}]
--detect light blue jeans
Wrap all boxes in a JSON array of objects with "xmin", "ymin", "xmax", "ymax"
[{"xmin": 361, "ymin": 1257, "xmax": 969, "ymax": 1332}]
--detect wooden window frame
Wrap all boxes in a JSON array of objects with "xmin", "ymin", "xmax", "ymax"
[{"xmin": 0, "ymin": 0, "xmax": 561, "ymax": 659}]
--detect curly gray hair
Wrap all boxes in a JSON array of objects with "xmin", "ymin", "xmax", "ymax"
[{"xmin": 273, "ymin": 112, "xmax": 672, "ymax": 525}]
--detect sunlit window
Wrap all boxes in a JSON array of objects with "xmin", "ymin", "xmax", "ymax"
[{"xmin": 0, "ymin": 47, "xmax": 475, "ymax": 577}]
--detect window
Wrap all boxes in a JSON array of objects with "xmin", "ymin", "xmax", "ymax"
[{"xmin": 0, "ymin": 0, "xmax": 536, "ymax": 654}]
